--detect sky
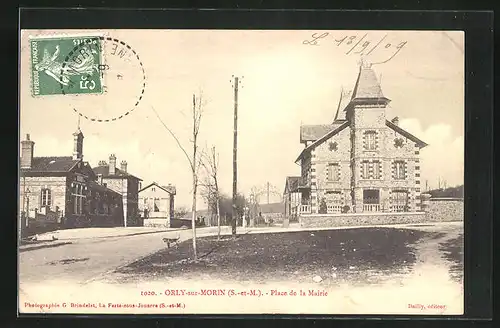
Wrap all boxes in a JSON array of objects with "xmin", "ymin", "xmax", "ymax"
[{"xmin": 20, "ymin": 30, "xmax": 464, "ymax": 208}]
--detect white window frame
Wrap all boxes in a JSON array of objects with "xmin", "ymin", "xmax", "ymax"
[
  {"xmin": 327, "ymin": 163, "xmax": 340, "ymax": 181},
  {"xmin": 41, "ymin": 188, "xmax": 51, "ymax": 207},
  {"xmin": 361, "ymin": 161, "xmax": 370, "ymax": 179},
  {"xmin": 364, "ymin": 131, "xmax": 377, "ymax": 151},
  {"xmin": 394, "ymin": 160, "xmax": 406, "ymax": 180},
  {"xmin": 71, "ymin": 183, "xmax": 85, "ymax": 215}
]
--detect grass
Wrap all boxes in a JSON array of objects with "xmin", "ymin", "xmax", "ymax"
[{"xmin": 113, "ymin": 227, "xmax": 434, "ymax": 286}]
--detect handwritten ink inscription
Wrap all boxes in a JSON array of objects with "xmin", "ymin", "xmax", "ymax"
[{"xmin": 302, "ymin": 32, "xmax": 407, "ymax": 65}]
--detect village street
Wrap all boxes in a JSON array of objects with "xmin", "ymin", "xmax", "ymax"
[{"xmin": 19, "ymin": 226, "xmax": 227, "ymax": 286}]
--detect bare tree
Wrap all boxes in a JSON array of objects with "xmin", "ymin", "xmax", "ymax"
[
  {"xmin": 200, "ymin": 146, "xmax": 222, "ymax": 240},
  {"xmin": 151, "ymin": 92, "xmax": 205, "ymax": 261}
]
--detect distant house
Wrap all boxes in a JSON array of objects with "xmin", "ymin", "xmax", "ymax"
[
  {"xmin": 256, "ymin": 202, "xmax": 285, "ymax": 225},
  {"xmin": 138, "ymin": 182, "xmax": 176, "ymax": 227},
  {"xmin": 182, "ymin": 209, "xmax": 211, "ymax": 227},
  {"xmin": 283, "ymin": 176, "xmax": 301, "ymax": 222},
  {"xmin": 19, "ymin": 130, "xmax": 123, "ymax": 232},
  {"xmin": 93, "ymin": 155, "xmax": 143, "ymax": 227}
]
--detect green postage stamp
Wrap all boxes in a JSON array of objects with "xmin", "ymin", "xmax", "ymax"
[{"xmin": 30, "ymin": 35, "xmax": 104, "ymax": 96}]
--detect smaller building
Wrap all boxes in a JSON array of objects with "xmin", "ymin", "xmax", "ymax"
[
  {"xmin": 138, "ymin": 182, "xmax": 176, "ymax": 228},
  {"xmin": 93, "ymin": 155, "xmax": 143, "ymax": 227},
  {"xmin": 283, "ymin": 176, "xmax": 302, "ymax": 222},
  {"xmin": 256, "ymin": 202, "xmax": 285, "ymax": 225}
]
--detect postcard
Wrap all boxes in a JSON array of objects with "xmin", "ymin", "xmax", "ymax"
[{"xmin": 18, "ymin": 29, "xmax": 464, "ymax": 315}]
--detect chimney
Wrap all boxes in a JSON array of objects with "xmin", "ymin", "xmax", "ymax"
[
  {"xmin": 391, "ymin": 116, "xmax": 400, "ymax": 126},
  {"xmin": 120, "ymin": 160, "xmax": 127, "ymax": 173},
  {"xmin": 20, "ymin": 134, "xmax": 35, "ymax": 169},
  {"xmin": 109, "ymin": 154, "xmax": 116, "ymax": 175},
  {"xmin": 98, "ymin": 160, "xmax": 107, "ymax": 166}
]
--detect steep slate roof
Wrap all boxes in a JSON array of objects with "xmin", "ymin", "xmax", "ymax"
[
  {"xmin": 92, "ymin": 164, "xmax": 142, "ymax": 181},
  {"xmin": 284, "ymin": 176, "xmax": 301, "ymax": 194},
  {"xmin": 20, "ymin": 156, "xmax": 80, "ymax": 174},
  {"xmin": 351, "ymin": 66, "xmax": 388, "ymax": 101},
  {"xmin": 139, "ymin": 181, "xmax": 176, "ymax": 195},
  {"xmin": 334, "ymin": 89, "xmax": 352, "ymax": 121},
  {"xmin": 300, "ymin": 123, "xmax": 342, "ymax": 143},
  {"xmin": 295, "ymin": 121, "xmax": 350, "ymax": 163}
]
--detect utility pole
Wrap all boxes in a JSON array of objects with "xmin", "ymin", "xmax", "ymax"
[
  {"xmin": 267, "ymin": 182, "xmax": 270, "ymax": 204},
  {"xmin": 231, "ymin": 75, "xmax": 242, "ymax": 236}
]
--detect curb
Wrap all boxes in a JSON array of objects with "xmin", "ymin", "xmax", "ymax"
[
  {"xmin": 19, "ymin": 241, "xmax": 73, "ymax": 253},
  {"xmin": 42, "ymin": 227, "xmax": 189, "ymax": 241}
]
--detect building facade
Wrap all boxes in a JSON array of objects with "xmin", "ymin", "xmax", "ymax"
[
  {"xmin": 93, "ymin": 155, "xmax": 142, "ymax": 227},
  {"xmin": 138, "ymin": 182, "xmax": 176, "ymax": 227},
  {"xmin": 295, "ymin": 64, "xmax": 428, "ymax": 214},
  {"xmin": 19, "ymin": 130, "xmax": 124, "ymax": 232}
]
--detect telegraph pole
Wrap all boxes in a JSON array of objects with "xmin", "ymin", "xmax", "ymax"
[
  {"xmin": 231, "ymin": 75, "xmax": 242, "ymax": 236},
  {"xmin": 267, "ymin": 182, "xmax": 270, "ymax": 204}
]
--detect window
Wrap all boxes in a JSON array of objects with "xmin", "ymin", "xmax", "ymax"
[
  {"xmin": 393, "ymin": 161, "xmax": 406, "ymax": 180},
  {"xmin": 326, "ymin": 191, "xmax": 342, "ymax": 213},
  {"xmin": 361, "ymin": 161, "xmax": 370, "ymax": 179},
  {"xmin": 327, "ymin": 163, "xmax": 340, "ymax": 181},
  {"xmin": 372, "ymin": 160, "xmax": 381, "ymax": 179},
  {"xmin": 41, "ymin": 188, "xmax": 51, "ymax": 207},
  {"xmin": 364, "ymin": 131, "xmax": 377, "ymax": 150},
  {"xmin": 71, "ymin": 183, "xmax": 85, "ymax": 215},
  {"xmin": 153, "ymin": 198, "xmax": 160, "ymax": 212},
  {"xmin": 392, "ymin": 190, "xmax": 408, "ymax": 212}
]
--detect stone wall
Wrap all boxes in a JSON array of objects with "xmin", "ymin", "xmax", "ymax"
[
  {"xmin": 426, "ymin": 198, "xmax": 464, "ymax": 222},
  {"xmin": 143, "ymin": 218, "xmax": 170, "ymax": 228},
  {"xmin": 299, "ymin": 197, "xmax": 464, "ymax": 228},
  {"xmin": 300, "ymin": 212, "xmax": 427, "ymax": 228}
]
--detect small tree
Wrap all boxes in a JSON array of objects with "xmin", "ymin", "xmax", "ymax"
[{"xmin": 151, "ymin": 92, "xmax": 205, "ymax": 261}]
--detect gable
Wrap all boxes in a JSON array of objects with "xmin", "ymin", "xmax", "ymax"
[
  {"xmin": 295, "ymin": 121, "xmax": 350, "ymax": 163},
  {"xmin": 74, "ymin": 161, "xmax": 97, "ymax": 179},
  {"xmin": 385, "ymin": 120, "xmax": 428, "ymax": 148},
  {"xmin": 139, "ymin": 182, "xmax": 173, "ymax": 194}
]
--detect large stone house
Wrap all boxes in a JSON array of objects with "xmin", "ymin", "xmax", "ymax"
[
  {"xmin": 93, "ymin": 155, "xmax": 142, "ymax": 227},
  {"xmin": 294, "ymin": 63, "xmax": 428, "ymax": 214},
  {"xmin": 138, "ymin": 181, "xmax": 176, "ymax": 227},
  {"xmin": 19, "ymin": 130, "xmax": 124, "ymax": 230}
]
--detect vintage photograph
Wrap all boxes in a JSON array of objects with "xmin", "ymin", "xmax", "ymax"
[{"xmin": 18, "ymin": 29, "xmax": 464, "ymax": 315}]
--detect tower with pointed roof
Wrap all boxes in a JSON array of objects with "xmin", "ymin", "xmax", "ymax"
[
  {"xmin": 347, "ymin": 63, "xmax": 391, "ymax": 212},
  {"xmin": 72, "ymin": 116, "xmax": 84, "ymax": 160}
]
